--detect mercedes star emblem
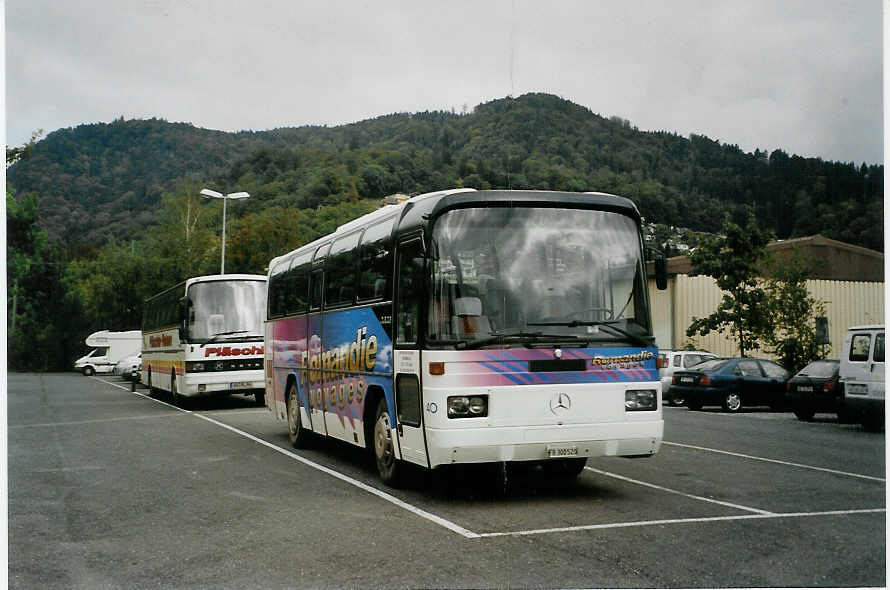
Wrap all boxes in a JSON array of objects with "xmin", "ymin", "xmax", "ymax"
[{"xmin": 550, "ymin": 392, "xmax": 572, "ymax": 414}]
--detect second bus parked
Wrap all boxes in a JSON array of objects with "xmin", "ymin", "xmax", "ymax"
[{"xmin": 142, "ymin": 274, "xmax": 268, "ymax": 406}]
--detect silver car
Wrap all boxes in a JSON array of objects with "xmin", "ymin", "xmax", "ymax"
[
  {"xmin": 114, "ymin": 353, "xmax": 142, "ymax": 381},
  {"xmin": 658, "ymin": 349, "xmax": 717, "ymax": 406}
]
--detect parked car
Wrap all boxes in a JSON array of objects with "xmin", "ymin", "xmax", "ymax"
[
  {"xmin": 114, "ymin": 353, "xmax": 141, "ymax": 382},
  {"xmin": 787, "ymin": 360, "xmax": 847, "ymax": 422},
  {"xmin": 840, "ymin": 325, "xmax": 885, "ymax": 431},
  {"xmin": 658, "ymin": 349, "xmax": 718, "ymax": 406},
  {"xmin": 671, "ymin": 357, "xmax": 790, "ymax": 413}
]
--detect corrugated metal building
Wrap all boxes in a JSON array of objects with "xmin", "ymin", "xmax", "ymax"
[{"xmin": 647, "ymin": 235, "xmax": 884, "ymax": 358}]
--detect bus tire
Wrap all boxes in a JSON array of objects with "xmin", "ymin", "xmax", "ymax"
[
  {"xmin": 373, "ymin": 398, "xmax": 404, "ymax": 487},
  {"xmin": 286, "ymin": 381, "xmax": 310, "ymax": 448},
  {"xmin": 543, "ymin": 457, "xmax": 588, "ymax": 479},
  {"xmin": 254, "ymin": 391, "xmax": 265, "ymax": 406}
]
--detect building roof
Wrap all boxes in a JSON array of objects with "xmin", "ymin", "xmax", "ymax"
[{"xmin": 647, "ymin": 235, "xmax": 884, "ymax": 282}]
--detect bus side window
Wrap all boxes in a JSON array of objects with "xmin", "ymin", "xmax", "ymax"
[
  {"xmin": 325, "ymin": 231, "xmax": 362, "ymax": 308},
  {"xmin": 358, "ymin": 217, "xmax": 395, "ymax": 301},
  {"xmin": 309, "ymin": 269, "xmax": 324, "ymax": 311},
  {"xmin": 288, "ymin": 262, "xmax": 310, "ymax": 315},
  {"xmin": 310, "ymin": 244, "xmax": 329, "ymax": 311},
  {"xmin": 396, "ymin": 240, "xmax": 424, "ymax": 345}
]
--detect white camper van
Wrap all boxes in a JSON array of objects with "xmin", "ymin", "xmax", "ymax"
[
  {"xmin": 74, "ymin": 330, "xmax": 142, "ymax": 376},
  {"xmin": 839, "ymin": 324, "xmax": 885, "ymax": 431}
]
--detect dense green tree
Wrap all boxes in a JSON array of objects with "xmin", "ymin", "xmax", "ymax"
[
  {"xmin": 762, "ymin": 253, "xmax": 827, "ymax": 372},
  {"xmin": 686, "ymin": 209, "xmax": 774, "ymax": 356},
  {"xmin": 7, "ymin": 188, "xmax": 83, "ymax": 370}
]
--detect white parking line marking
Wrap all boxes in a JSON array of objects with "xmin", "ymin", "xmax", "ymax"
[
  {"xmin": 663, "ymin": 441, "xmax": 885, "ymax": 482},
  {"xmin": 97, "ymin": 378, "xmax": 481, "ymax": 539},
  {"xmin": 10, "ymin": 413, "xmax": 182, "ymax": 428},
  {"xmin": 476, "ymin": 508, "xmax": 886, "ymax": 537},
  {"xmin": 585, "ymin": 466, "xmax": 774, "ymax": 514},
  {"xmin": 92, "ymin": 377, "xmax": 883, "ymax": 539}
]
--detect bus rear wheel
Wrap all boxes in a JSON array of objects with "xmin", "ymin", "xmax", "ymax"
[
  {"xmin": 286, "ymin": 382, "xmax": 310, "ymax": 448},
  {"xmin": 373, "ymin": 398, "xmax": 404, "ymax": 487}
]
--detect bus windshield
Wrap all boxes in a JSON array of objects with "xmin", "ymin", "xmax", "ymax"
[
  {"xmin": 187, "ymin": 279, "xmax": 267, "ymax": 342},
  {"xmin": 427, "ymin": 206, "xmax": 651, "ymax": 348}
]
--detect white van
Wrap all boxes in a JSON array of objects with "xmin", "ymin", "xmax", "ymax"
[
  {"xmin": 839, "ymin": 325, "xmax": 884, "ymax": 431},
  {"xmin": 74, "ymin": 330, "xmax": 142, "ymax": 376}
]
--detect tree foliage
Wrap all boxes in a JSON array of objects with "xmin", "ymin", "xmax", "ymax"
[
  {"xmin": 686, "ymin": 209, "xmax": 774, "ymax": 357},
  {"xmin": 7, "ymin": 94, "xmax": 883, "ymax": 251},
  {"xmin": 762, "ymin": 253, "xmax": 827, "ymax": 372},
  {"xmin": 686, "ymin": 212, "xmax": 829, "ymax": 369},
  {"xmin": 5, "ymin": 93, "xmax": 883, "ymax": 369},
  {"xmin": 7, "ymin": 188, "xmax": 85, "ymax": 370}
]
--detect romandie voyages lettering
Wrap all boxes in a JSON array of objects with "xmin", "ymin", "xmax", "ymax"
[{"xmin": 301, "ymin": 326, "xmax": 378, "ymax": 410}]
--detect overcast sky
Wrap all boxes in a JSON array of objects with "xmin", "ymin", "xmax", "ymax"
[{"xmin": 5, "ymin": 0, "xmax": 884, "ymax": 164}]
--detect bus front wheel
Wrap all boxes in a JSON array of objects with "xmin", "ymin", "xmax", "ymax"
[{"xmin": 373, "ymin": 398, "xmax": 404, "ymax": 487}]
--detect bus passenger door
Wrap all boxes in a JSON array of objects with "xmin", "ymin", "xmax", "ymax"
[{"xmin": 393, "ymin": 239, "xmax": 429, "ymax": 467}]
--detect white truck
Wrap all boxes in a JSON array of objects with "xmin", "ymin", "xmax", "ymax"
[
  {"xmin": 74, "ymin": 330, "xmax": 142, "ymax": 376},
  {"xmin": 839, "ymin": 324, "xmax": 885, "ymax": 431}
]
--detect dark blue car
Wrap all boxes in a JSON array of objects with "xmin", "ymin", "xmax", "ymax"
[{"xmin": 671, "ymin": 357, "xmax": 790, "ymax": 412}]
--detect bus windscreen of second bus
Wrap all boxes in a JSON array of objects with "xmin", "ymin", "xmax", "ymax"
[
  {"xmin": 187, "ymin": 279, "xmax": 266, "ymax": 342},
  {"xmin": 427, "ymin": 207, "xmax": 650, "ymax": 345}
]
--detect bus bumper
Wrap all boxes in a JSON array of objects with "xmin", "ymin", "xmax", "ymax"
[
  {"xmin": 424, "ymin": 419, "xmax": 663, "ymax": 468},
  {"xmin": 180, "ymin": 374, "xmax": 265, "ymax": 397}
]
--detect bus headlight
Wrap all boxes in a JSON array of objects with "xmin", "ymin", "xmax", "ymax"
[
  {"xmin": 448, "ymin": 395, "xmax": 488, "ymax": 418},
  {"xmin": 625, "ymin": 389, "xmax": 657, "ymax": 411}
]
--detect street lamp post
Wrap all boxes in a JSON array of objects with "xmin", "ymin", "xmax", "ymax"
[{"xmin": 200, "ymin": 188, "xmax": 249, "ymax": 274}]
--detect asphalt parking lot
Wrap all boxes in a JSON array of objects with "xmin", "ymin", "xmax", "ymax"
[{"xmin": 8, "ymin": 373, "xmax": 886, "ymax": 588}]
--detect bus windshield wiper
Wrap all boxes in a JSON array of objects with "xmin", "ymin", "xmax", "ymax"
[
  {"xmin": 455, "ymin": 331, "xmax": 583, "ymax": 350},
  {"xmin": 526, "ymin": 320, "xmax": 651, "ymax": 347},
  {"xmin": 200, "ymin": 330, "xmax": 249, "ymax": 348}
]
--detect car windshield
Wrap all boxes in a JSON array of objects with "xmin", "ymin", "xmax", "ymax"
[
  {"xmin": 427, "ymin": 206, "xmax": 651, "ymax": 348},
  {"xmin": 187, "ymin": 279, "xmax": 267, "ymax": 342},
  {"xmin": 685, "ymin": 354, "xmax": 716, "ymax": 367},
  {"xmin": 691, "ymin": 359, "xmax": 728, "ymax": 372},
  {"xmin": 797, "ymin": 360, "xmax": 839, "ymax": 378}
]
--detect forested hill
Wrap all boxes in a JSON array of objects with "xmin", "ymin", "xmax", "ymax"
[{"xmin": 8, "ymin": 93, "xmax": 883, "ymax": 251}]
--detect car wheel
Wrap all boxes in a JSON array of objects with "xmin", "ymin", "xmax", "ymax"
[
  {"xmin": 286, "ymin": 382, "xmax": 310, "ymax": 448},
  {"xmin": 722, "ymin": 392, "xmax": 742, "ymax": 413},
  {"xmin": 670, "ymin": 394, "xmax": 685, "ymax": 407},
  {"xmin": 82, "ymin": 366, "xmax": 95, "ymax": 377},
  {"xmin": 373, "ymin": 398, "xmax": 404, "ymax": 487},
  {"xmin": 793, "ymin": 404, "xmax": 816, "ymax": 421}
]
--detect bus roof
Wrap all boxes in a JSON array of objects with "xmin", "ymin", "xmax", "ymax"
[
  {"xmin": 267, "ymin": 189, "xmax": 642, "ymax": 274},
  {"xmin": 145, "ymin": 274, "xmax": 267, "ymax": 303}
]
